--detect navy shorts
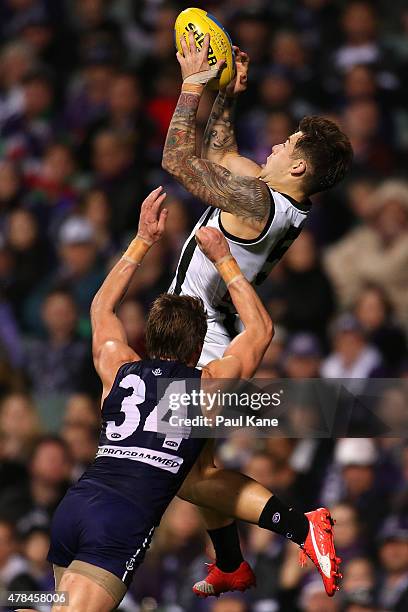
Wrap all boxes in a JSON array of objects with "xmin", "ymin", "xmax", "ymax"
[{"xmin": 47, "ymin": 480, "xmax": 155, "ymax": 586}]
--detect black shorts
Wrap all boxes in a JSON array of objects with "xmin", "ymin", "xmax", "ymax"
[{"xmin": 47, "ymin": 480, "xmax": 155, "ymax": 587}]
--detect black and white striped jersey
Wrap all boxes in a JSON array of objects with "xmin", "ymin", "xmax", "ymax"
[{"xmin": 169, "ymin": 188, "xmax": 311, "ymax": 326}]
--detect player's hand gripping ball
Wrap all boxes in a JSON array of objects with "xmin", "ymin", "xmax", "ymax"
[{"xmin": 175, "ymin": 7, "xmax": 235, "ymax": 89}]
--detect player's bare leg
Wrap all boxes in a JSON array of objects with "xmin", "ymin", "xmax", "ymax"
[
  {"xmin": 179, "ymin": 458, "xmax": 273, "ymax": 523},
  {"xmin": 192, "ymin": 440, "xmax": 251, "ymax": 586},
  {"xmin": 179, "ymin": 458, "xmax": 341, "ymax": 598},
  {"xmin": 16, "ymin": 571, "xmax": 115, "ymax": 612},
  {"xmin": 51, "ymin": 569, "xmax": 118, "ymax": 612}
]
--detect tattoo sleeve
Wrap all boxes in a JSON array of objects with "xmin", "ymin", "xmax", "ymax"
[
  {"xmin": 201, "ymin": 91, "xmax": 238, "ymax": 161},
  {"xmin": 162, "ymin": 92, "xmax": 270, "ymax": 223}
]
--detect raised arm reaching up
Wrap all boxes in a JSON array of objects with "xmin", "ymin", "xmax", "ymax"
[
  {"xmin": 201, "ymin": 47, "xmax": 261, "ymax": 178},
  {"xmin": 162, "ymin": 33, "xmax": 271, "ymax": 228},
  {"xmin": 91, "ymin": 187, "xmax": 167, "ymax": 395},
  {"xmin": 195, "ymin": 226, "xmax": 273, "ymax": 380}
]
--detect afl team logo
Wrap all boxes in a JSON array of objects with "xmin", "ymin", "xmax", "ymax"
[
  {"xmin": 152, "ymin": 368, "xmax": 162, "ymax": 376},
  {"xmin": 272, "ymin": 512, "xmax": 281, "ymax": 524}
]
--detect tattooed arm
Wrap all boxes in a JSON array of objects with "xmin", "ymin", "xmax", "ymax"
[
  {"xmin": 162, "ymin": 90, "xmax": 270, "ymax": 224},
  {"xmin": 202, "ymin": 48, "xmax": 261, "ymax": 177},
  {"xmin": 202, "ymin": 89, "xmax": 262, "ymax": 177},
  {"xmin": 162, "ymin": 35, "xmax": 270, "ymax": 225}
]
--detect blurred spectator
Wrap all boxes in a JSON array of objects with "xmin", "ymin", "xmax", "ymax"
[
  {"xmin": 64, "ymin": 44, "xmax": 117, "ymax": 141},
  {"xmin": 1, "ymin": 67, "xmax": 55, "ymax": 161},
  {"xmin": 325, "ymin": 180, "xmax": 408, "ymax": 329},
  {"xmin": 82, "ymin": 187, "xmax": 115, "ymax": 258},
  {"xmin": 23, "ymin": 142, "xmax": 82, "ymax": 233},
  {"xmin": 21, "ymin": 526, "xmax": 54, "ymax": 591},
  {"xmin": 334, "ymin": 2, "xmax": 382, "ymax": 73},
  {"xmin": 0, "ymin": 160, "xmax": 23, "ymax": 217},
  {"xmin": 130, "ymin": 498, "xmax": 205, "ymax": 606},
  {"xmin": 61, "ymin": 422, "xmax": 98, "ymax": 481},
  {"xmin": 342, "ymin": 556, "xmax": 376, "ymax": 593},
  {"xmin": 321, "ymin": 314, "xmax": 382, "ymax": 379},
  {"xmin": 376, "ymin": 387, "xmax": 408, "ymax": 438},
  {"xmin": 342, "ymin": 587, "xmax": 379, "ymax": 612},
  {"xmin": 92, "ymin": 129, "xmax": 143, "ymax": 237},
  {"xmin": 81, "ymin": 71, "xmax": 152, "ymax": 169},
  {"xmin": 63, "ymin": 393, "xmax": 99, "ymax": 429},
  {"xmin": 231, "ymin": 9, "xmax": 271, "ymax": 68},
  {"xmin": 377, "ymin": 515, "xmax": 408, "ymax": 611},
  {"xmin": 23, "ymin": 215, "xmax": 105, "ymax": 332},
  {"xmin": 280, "ymin": 230, "xmax": 335, "ymax": 343},
  {"xmin": 24, "ymin": 289, "xmax": 90, "ymax": 394},
  {"xmin": 16, "ymin": 436, "xmax": 72, "ymax": 533},
  {"xmin": 0, "ymin": 519, "xmax": 38, "ymax": 592},
  {"xmin": 0, "ymin": 293, "xmax": 24, "ymax": 371},
  {"xmin": 163, "ymin": 195, "xmax": 191, "ymax": 269},
  {"xmin": 354, "ymin": 284, "xmax": 407, "ymax": 372},
  {"xmin": 0, "ymin": 392, "xmax": 41, "ymax": 462},
  {"xmin": 270, "ymin": 29, "xmax": 326, "ymax": 107},
  {"xmin": 0, "ymin": 40, "xmax": 34, "ymax": 123},
  {"xmin": 210, "ymin": 596, "xmax": 249, "ymax": 612},
  {"xmin": 342, "ymin": 99, "xmax": 395, "ymax": 175},
  {"xmin": 5, "ymin": 208, "xmax": 50, "ymax": 322},
  {"xmin": 323, "ymin": 438, "xmax": 390, "ymax": 543},
  {"xmin": 330, "ymin": 503, "xmax": 367, "ymax": 563},
  {"xmin": 299, "ymin": 579, "xmax": 340, "ymax": 611},
  {"xmin": 117, "ymin": 299, "xmax": 146, "ymax": 357},
  {"xmin": 283, "ymin": 333, "xmax": 322, "ymax": 379},
  {"xmin": 216, "ymin": 431, "xmax": 259, "ymax": 471}
]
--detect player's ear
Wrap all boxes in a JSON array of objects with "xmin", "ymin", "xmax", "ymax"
[{"xmin": 290, "ymin": 159, "xmax": 307, "ymax": 178}]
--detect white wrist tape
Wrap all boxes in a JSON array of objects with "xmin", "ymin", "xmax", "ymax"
[
  {"xmin": 184, "ymin": 67, "xmax": 220, "ymax": 85},
  {"xmin": 215, "ymin": 255, "xmax": 245, "ymax": 286}
]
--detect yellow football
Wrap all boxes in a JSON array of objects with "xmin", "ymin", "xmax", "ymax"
[{"xmin": 174, "ymin": 7, "xmax": 235, "ymax": 90}]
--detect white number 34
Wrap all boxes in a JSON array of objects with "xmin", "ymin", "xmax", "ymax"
[{"xmin": 106, "ymin": 374, "xmax": 190, "ymax": 450}]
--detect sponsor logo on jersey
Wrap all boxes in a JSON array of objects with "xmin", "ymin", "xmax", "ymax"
[
  {"xmin": 163, "ymin": 440, "xmax": 179, "ymax": 449},
  {"xmin": 152, "ymin": 368, "xmax": 162, "ymax": 376},
  {"xmin": 96, "ymin": 445, "xmax": 184, "ymax": 474}
]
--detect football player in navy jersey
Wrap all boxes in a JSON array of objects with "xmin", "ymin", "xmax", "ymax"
[
  {"xmin": 19, "ymin": 187, "xmax": 341, "ymax": 612},
  {"xmin": 38, "ymin": 186, "xmax": 275, "ymax": 612}
]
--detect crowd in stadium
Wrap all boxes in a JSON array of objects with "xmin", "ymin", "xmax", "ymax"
[{"xmin": 0, "ymin": 0, "xmax": 408, "ymax": 610}]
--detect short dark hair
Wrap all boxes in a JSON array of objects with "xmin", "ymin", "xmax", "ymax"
[
  {"xmin": 294, "ymin": 116, "xmax": 353, "ymax": 195},
  {"xmin": 146, "ymin": 294, "xmax": 207, "ymax": 365}
]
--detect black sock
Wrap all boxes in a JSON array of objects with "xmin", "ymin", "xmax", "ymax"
[
  {"xmin": 207, "ymin": 522, "xmax": 244, "ymax": 572},
  {"xmin": 258, "ymin": 496, "xmax": 309, "ymax": 545}
]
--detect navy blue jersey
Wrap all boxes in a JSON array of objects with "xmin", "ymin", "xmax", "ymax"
[{"xmin": 81, "ymin": 359, "xmax": 204, "ymax": 526}]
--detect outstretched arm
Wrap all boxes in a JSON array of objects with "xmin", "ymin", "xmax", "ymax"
[
  {"xmin": 162, "ymin": 33, "xmax": 270, "ymax": 226},
  {"xmin": 196, "ymin": 227, "xmax": 273, "ymax": 380},
  {"xmin": 201, "ymin": 48, "xmax": 261, "ymax": 177},
  {"xmin": 91, "ymin": 187, "xmax": 168, "ymax": 394}
]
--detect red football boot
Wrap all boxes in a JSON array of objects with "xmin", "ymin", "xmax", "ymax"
[
  {"xmin": 299, "ymin": 507, "xmax": 342, "ymax": 596},
  {"xmin": 193, "ymin": 561, "xmax": 256, "ymax": 598}
]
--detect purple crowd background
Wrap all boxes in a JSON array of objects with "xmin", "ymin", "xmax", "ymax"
[{"xmin": 0, "ymin": 1, "xmax": 408, "ymax": 611}]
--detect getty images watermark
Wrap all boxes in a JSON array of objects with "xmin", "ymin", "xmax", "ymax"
[
  {"xmin": 154, "ymin": 378, "xmax": 408, "ymax": 439},
  {"xmin": 167, "ymin": 387, "xmax": 283, "ymax": 428}
]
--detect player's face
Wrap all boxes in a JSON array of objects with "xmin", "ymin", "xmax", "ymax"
[{"xmin": 263, "ymin": 131, "xmax": 303, "ymax": 177}]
